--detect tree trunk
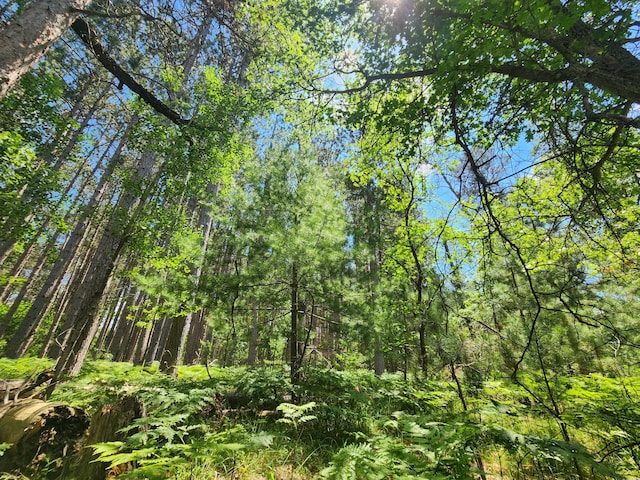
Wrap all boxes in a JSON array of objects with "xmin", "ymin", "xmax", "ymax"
[
  {"xmin": 0, "ymin": 242, "xmax": 51, "ymax": 340},
  {"xmin": 374, "ymin": 338, "xmax": 385, "ymax": 376},
  {"xmin": 159, "ymin": 314, "xmax": 187, "ymax": 376},
  {"xmin": 132, "ymin": 319, "xmax": 153, "ymax": 366},
  {"xmin": 247, "ymin": 303, "xmax": 259, "ymax": 366},
  {"xmin": 39, "ymin": 238, "xmax": 101, "ymax": 359},
  {"xmin": 0, "ymin": 0, "xmax": 92, "ymax": 100},
  {"xmin": 183, "ymin": 309, "xmax": 207, "ymax": 365},
  {"xmin": 51, "ymin": 7, "xmax": 222, "ymax": 380},
  {"xmin": 63, "ymin": 396, "xmax": 144, "ymax": 480},
  {"xmin": 53, "ymin": 224, "xmax": 133, "ymax": 377},
  {"xmin": 108, "ymin": 289, "xmax": 142, "ymax": 361},
  {"xmin": 290, "ymin": 262, "xmax": 300, "ymax": 384},
  {"xmin": 0, "ymin": 79, "xmax": 110, "ymax": 261},
  {"xmin": 92, "ymin": 280, "xmax": 134, "ymax": 357},
  {"xmin": 145, "ymin": 315, "xmax": 170, "ymax": 364},
  {"xmin": 0, "ymin": 399, "xmax": 89, "ymax": 477},
  {"xmin": 418, "ymin": 320, "xmax": 427, "ymax": 375},
  {"xmin": 3, "ymin": 125, "xmax": 132, "ymax": 358}
]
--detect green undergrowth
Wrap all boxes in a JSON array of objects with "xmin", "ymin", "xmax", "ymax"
[
  {"xmin": 0, "ymin": 356, "xmax": 54, "ymax": 379},
  {"xmin": 0, "ymin": 360, "xmax": 638, "ymax": 479}
]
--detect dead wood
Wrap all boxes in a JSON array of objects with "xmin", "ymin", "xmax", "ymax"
[
  {"xmin": 1, "ymin": 370, "xmax": 54, "ymax": 404},
  {"xmin": 63, "ymin": 395, "xmax": 144, "ymax": 480},
  {"xmin": 0, "ymin": 399, "xmax": 89, "ymax": 478}
]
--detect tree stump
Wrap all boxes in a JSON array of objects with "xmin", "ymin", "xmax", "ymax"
[
  {"xmin": 63, "ymin": 395, "xmax": 144, "ymax": 480},
  {"xmin": 0, "ymin": 399, "xmax": 89, "ymax": 478}
]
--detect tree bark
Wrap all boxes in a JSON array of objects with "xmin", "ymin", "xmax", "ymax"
[
  {"xmin": 40, "ymin": 237, "xmax": 101, "ymax": 359},
  {"xmin": 0, "ymin": 399, "xmax": 89, "ymax": 477},
  {"xmin": 0, "ymin": 241, "xmax": 51, "ymax": 340},
  {"xmin": 247, "ymin": 303, "xmax": 259, "ymax": 366},
  {"xmin": 0, "ymin": 0, "xmax": 92, "ymax": 100},
  {"xmin": 183, "ymin": 309, "xmax": 207, "ymax": 365},
  {"xmin": 374, "ymin": 338, "xmax": 385, "ymax": 376},
  {"xmin": 159, "ymin": 314, "xmax": 187, "ymax": 376},
  {"xmin": 290, "ymin": 262, "xmax": 300, "ymax": 384},
  {"xmin": 92, "ymin": 280, "xmax": 134, "ymax": 357},
  {"xmin": 106, "ymin": 287, "xmax": 141, "ymax": 361},
  {"xmin": 132, "ymin": 315, "xmax": 153, "ymax": 366},
  {"xmin": 53, "ymin": 199, "xmax": 147, "ymax": 376},
  {"xmin": 63, "ymin": 395, "xmax": 144, "ymax": 480},
  {"xmin": 0, "ymin": 79, "xmax": 109, "ymax": 258},
  {"xmin": 146, "ymin": 315, "xmax": 171, "ymax": 364}
]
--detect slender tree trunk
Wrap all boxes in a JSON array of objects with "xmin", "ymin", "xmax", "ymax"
[
  {"xmin": 0, "ymin": 119, "xmax": 117, "ymax": 280},
  {"xmin": 157, "ymin": 178, "xmax": 217, "ymax": 373},
  {"xmin": 0, "ymin": 0, "xmax": 92, "ymax": 100},
  {"xmin": 40, "ymin": 236, "xmax": 100, "ymax": 359},
  {"xmin": 54, "ymin": 255, "xmax": 125, "ymax": 377},
  {"xmin": 144, "ymin": 315, "xmax": 169, "ymax": 364},
  {"xmin": 112, "ymin": 312, "xmax": 139, "ymax": 362},
  {"xmin": 52, "ymin": 207, "xmax": 140, "ymax": 375},
  {"xmin": 0, "ymin": 131, "xmax": 114, "ymax": 312},
  {"xmin": 415, "ymin": 275, "xmax": 428, "ymax": 376},
  {"xmin": 0, "ymin": 232, "xmax": 49, "ymax": 304},
  {"xmin": 122, "ymin": 323, "xmax": 143, "ymax": 363},
  {"xmin": 38, "ymin": 282, "xmax": 78, "ymax": 358},
  {"xmin": 49, "ymin": 143, "xmax": 156, "ymax": 376},
  {"xmin": 290, "ymin": 262, "xmax": 300, "ymax": 384},
  {"xmin": 3, "ymin": 126, "xmax": 131, "ymax": 358},
  {"xmin": 53, "ymin": 8, "xmax": 222, "ymax": 379},
  {"xmin": 0, "ymin": 79, "xmax": 109, "ymax": 265},
  {"xmin": 0, "ymin": 142, "xmax": 107, "ymax": 327},
  {"xmin": 418, "ymin": 321, "xmax": 427, "ymax": 375},
  {"xmin": 3, "ymin": 226, "xmax": 95, "ymax": 358},
  {"xmin": 247, "ymin": 303, "xmax": 259, "ymax": 366},
  {"xmin": 92, "ymin": 279, "xmax": 133, "ymax": 357},
  {"xmin": 374, "ymin": 338, "xmax": 385, "ymax": 376},
  {"xmin": 183, "ymin": 309, "xmax": 206, "ymax": 365},
  {"xmin": 0, "ymin": 239, "xmax": 52, "ymax": 340},
  {"xmin": 104, "ymin": 284, "xmax": 139, "ymax": 358},
  {"xmin": 119, "ymin": 300, "xmax": 150, "ymax": 362},
  {"xmin": 132, "ymin": 319, "xmax": 153, "ymax": 366}
]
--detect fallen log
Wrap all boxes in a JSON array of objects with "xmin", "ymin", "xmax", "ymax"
[
  {"xmin": 0, "ymin": 399, "xmax": 89, "ymax": 477},
  {"xmin": 1, "ymin": 370, "xmax": 54, "ymax": 404}
]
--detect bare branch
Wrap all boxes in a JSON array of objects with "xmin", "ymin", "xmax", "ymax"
[
  {"xmin": 70, "ymin": 7, "xmax": 155, "ymax": 21},
  {"xmin": 70, "ymin": 17, "xmax": 189, "ymax": 126}
]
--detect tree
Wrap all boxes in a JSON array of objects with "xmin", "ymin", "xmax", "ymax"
[
  {"xmin": 302, "ymin": 0, "xmax": 640, "ymax": 103},
  {"xmin": 0, "ymin": 0, "xmax": 256, "ymax": 380},
  {"xmin": 284, "ymin": 0, "xmax": 639, "ymax": 196},
  {"xmin": 276, "ymin": 0, "xmax": 640, "ymax": 378},
  {"xmin": 189, "ymin": 112, "xmax": 350, "ymax": 379},
  {"xmin": 0, "ymin": 0, "xmax": 92, "ymax": 100}
]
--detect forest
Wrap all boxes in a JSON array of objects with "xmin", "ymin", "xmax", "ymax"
[{"xmin": 0, "ymin": 0, "xmax": 639, "ymax": 478}]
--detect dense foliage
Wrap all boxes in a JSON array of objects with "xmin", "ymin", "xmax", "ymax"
[{"xmin": 0, "ymin": 0, "xmax": 639, "ymax": 478}]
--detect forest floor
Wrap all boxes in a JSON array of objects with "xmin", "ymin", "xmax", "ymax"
[{"xmin": 0, "ymin": 358, "xmax": 638, "ymax": 479}]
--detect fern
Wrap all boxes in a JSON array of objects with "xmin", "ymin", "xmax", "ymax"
[
  {"xmin": 92, "ymin": 386, "xmax": 274, "ymax": 478},
  {"xmin": 277, "ymin": 402, "xmax": 317, "ymax": 428}
]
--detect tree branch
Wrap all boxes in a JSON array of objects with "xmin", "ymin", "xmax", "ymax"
[
  {"xmin": 70, "ymin": 8, "xmax": 155, "ymax": 21},
  {"xmin": 321, "ymin": 68, "xmax": 436, "ymax": 94},
  {"xmin": 322, "ymin": 6, "xmax": 640, "ymax": 103},
  {"xmin": 321, "ymin": 63, "xmax": 578, "ymax": 95},
  {"xmin": 70, "ymin": 17, "xmax": 189, "ymax": 126}
]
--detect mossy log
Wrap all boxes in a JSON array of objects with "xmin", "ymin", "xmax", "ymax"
[{"xmin": 0, "ymin": 399, "xmax": 89, "ymax": 477}]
